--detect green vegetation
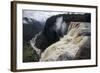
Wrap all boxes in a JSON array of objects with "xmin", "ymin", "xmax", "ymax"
[{"xmin": 23, "ymin": 41, "xmax": 40, "ymax": 62}]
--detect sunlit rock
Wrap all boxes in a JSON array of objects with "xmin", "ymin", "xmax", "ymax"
[{"xmin": 40, "ymin": 22, "xmax": 90, "ymax": 61}]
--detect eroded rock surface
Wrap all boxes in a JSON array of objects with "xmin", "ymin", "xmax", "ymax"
[{"xmin": 40, "ymin": 22, "xmax": 90, "ymax": 61}]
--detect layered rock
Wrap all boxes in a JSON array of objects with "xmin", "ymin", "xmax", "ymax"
[{"xmin": 40, "ymin": 22, "xmax": 90, "ymax": 61}]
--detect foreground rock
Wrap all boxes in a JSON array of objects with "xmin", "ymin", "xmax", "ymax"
[{"xmin": 40, "ymin": 22, "xmax": 90, "ymax": 61}]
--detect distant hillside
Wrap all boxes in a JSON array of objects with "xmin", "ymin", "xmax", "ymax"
[{"xmin": 23, "ymin": 17, "xmax": 44, "ymax": 41}]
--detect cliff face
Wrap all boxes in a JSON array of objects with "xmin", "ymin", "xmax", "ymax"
[
  {"xmin": 40, "ymin": 22, "xmax": 91, "ymax": 61},
  {"xmin": 28, "ymin": 13, "xmax": 91, "ymax": 62}
]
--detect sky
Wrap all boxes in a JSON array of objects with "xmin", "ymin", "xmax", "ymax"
[{"xmin": 23, "ymin": 10, "xmax": 85, "ymax": 23}]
